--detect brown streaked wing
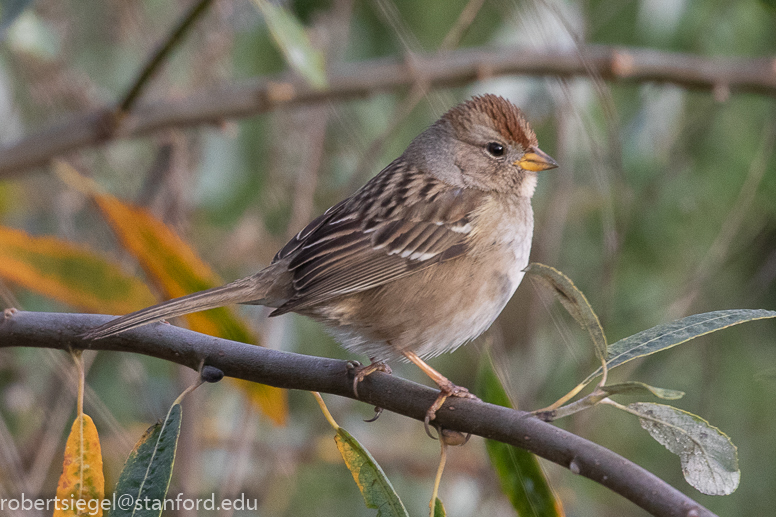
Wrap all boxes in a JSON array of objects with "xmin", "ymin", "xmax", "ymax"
[{"xmin": 270, "ymin": 167, "xmax": 486, "ymax": 315}]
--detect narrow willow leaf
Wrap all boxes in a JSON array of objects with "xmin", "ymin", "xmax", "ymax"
[
  {"xmin": 250, "ymin": 0, "xmax": 327, "ymax": 89},
  {"xmin": 601, "ymin": 382, "xmax": 684, "ymax": 400},
  {"xmin": 54, "ymin": 414, "xmax": 105, "ymax": 517},
  {"xmin": 433, "ymin": 498, "xmax": 446, "ymax": 517},
  {"xmin": 477, "ymin": 356, "xmax": 564, "ymax": 517},
  {"xmin": 314, "ymin": 392, "xmax": 407, "ymax": 515},
  {"xmin": 584, "ymin": 309, "xmax": 776, "ymax": 385},
  {"xmin": 629, "ymin": 402, "xmax": 740, "ymax": 495},
  {"xmin": 0, "ymin": 225, "xmax": 156, "ymax": 313},
  {"xmin": 335, "ymin": 427, "xmax": 409, "ymax": 517},
  {"xmin": 56, "ymin": 161, "xmax": 288, "ymax": 425},
  {"xmin": 525, "ymin": 263, "xmax": 607, "ymax": 362},
  {"xmin": 112, "ymin": 403, "xmax": 182, "ymax": 517}
]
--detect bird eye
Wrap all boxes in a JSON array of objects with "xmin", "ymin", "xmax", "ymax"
[{"xmin": 486, "ymin": 142, "xmax": 504, "ymax": 157}]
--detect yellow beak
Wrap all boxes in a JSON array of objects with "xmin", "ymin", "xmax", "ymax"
[{"xmin": 515, "ymin": 146, "xmax": 558, "ymax": 172}]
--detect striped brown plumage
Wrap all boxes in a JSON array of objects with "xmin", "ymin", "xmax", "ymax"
[{"xmin": 85, "ymin": 94, "xmax": 557, "ymax": 426}]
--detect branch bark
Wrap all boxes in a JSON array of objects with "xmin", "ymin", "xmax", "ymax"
[
  {"xmin": 0, "ymin": 310, "xmax": 716, "ymax": 517},
  {"xmin": 1, "ymin": 45, "xmax": 775, "ymax": 178}
]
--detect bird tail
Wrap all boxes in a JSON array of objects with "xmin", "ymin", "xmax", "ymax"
[{"xmin": 84, "ymin": 273, "xmax": 272, "ymax": 340}]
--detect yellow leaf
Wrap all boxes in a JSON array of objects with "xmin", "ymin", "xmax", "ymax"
[
  {"xmin": 54, "ymin": 414, "xmax": 104, "ymax": 517},
  {"xmin": 0, "ymin": 226, "xmax": 156, "ymax": 313},
  {"xmin": 56, "ymin": 162, "xmax": 287, "ymax": 425}
]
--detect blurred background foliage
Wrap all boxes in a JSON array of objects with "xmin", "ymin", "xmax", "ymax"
[{"xmin": 1, "ymin": 0, "xmax": 775, "ymax": 515}]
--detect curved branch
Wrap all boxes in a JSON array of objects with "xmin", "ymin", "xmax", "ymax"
[
  {"xmin": 1, "ymin": 45, "xmax": 775, "ymax": 178},
  {"xmin": 0, "ymin": 310, "xmax": 715, "ymax": 517}
]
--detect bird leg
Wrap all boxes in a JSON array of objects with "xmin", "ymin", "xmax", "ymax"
[{"xmin": 401, "ymin": 350, "xmax": 478, "ymax": 437}]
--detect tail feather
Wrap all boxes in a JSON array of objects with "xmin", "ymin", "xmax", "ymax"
[{"xmin": 84, "ymin": 275, "xmax": 267, "ymax": 340}]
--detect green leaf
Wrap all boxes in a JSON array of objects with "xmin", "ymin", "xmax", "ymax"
[
  {"xmin": 433, "ymin": 497, "xmax": 446, "ymax": 517},
  {"xmin": 313, "ymin": 392, "xmax": 406, "ymax": 516},
  {"xmin": 526, "ymin": 263, "xmax": 607, "ymax": 362},
  {"xmin": 477, "ymin": 356, "xmax": 564, "ymax": 517},
  {"xmin": 112, "ymin": 403, "xmax": 182, "ymax": 517},
  {"xmin": 335, "ymin": 427, "xmax": 409, "ymax": 517},
  {"xmin": 629, "ymin": 402, "xmax": 739, "ymax": 496},
  {"xmin": 584, "ymin": 309, "xmax": 776, "ymax": 385},
  {"xmin": 250, "ymin": 0, "xmax": 327, "ymax": 89},
  {"xmin": 600, "ymin": 382, "xmax": 684, "ymax": 400}
]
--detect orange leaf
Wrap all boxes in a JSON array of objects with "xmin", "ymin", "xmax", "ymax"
[
  {"xmin": 0, "ymin": 226, "xmax": 156, "ymax": 313},
  {"xmin": 54, "ymin": 414, "xmax": 104, "ymax": 517},
  {"xmin": 56, "ymin": 162, "xmax": 287, "ymax": 425}
]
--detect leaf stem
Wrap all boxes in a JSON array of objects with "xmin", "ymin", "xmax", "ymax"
[
  {"xmin": 70, "ymin": 348, "xmax": 85, "ymax": 417},
  {"xmin": 312, "ymin": 391, "xmax": 341, "ymax": 430},
  {"xmin": 430, "ymin": 441, "xmax": 447, "ymax": 517}
]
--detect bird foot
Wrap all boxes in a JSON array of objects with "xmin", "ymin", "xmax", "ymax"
[
  {"xmin": 347, "ymin": 360, "xmax": 392, "ymax": 423},
  {"xmin": 423, "ymin": 381, "xmax": 479, "ymax": 439},
  {"xmin": 349, "ymin": 360, "xmax": 392, "ymax": 399}
]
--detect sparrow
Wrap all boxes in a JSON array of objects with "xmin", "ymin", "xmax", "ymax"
[{"xmin": 86, "ymin": 94, "xmax": 557, "ymax": 428}]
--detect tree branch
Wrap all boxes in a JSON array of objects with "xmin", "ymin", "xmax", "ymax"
[
  {"xmin": 0, "ymin": 310, "xmax": 716, "ymax": 517},
  {"xmin": 1, "ymin": 45, "xmax": 774, "ymax": 178},
  {"xmin": 116, "ymin": 0, "xmax": 215, "ymax": 115}
]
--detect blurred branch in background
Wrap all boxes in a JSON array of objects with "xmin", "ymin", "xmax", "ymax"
[{"xmin": 1, "ymin": 44, "xmax": 774, "ymax": 178}]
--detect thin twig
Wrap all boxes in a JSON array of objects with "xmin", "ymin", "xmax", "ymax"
[
  {"xmin": 439, "ymin": 0, "xmax": 486, "ymax": 51},
  {"xmin": 117, "ymin": 0, "xmax": 216, "ymax": 115}
]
